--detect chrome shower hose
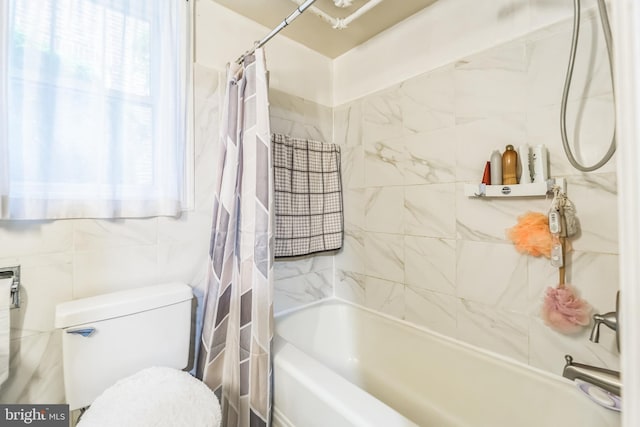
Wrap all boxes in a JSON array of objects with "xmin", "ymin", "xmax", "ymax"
[{"xmin": 560, "ymin": 0, "xmax": 616, "ymax": 172}]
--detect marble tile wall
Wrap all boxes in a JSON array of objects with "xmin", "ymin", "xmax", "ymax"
[
  {"xmin": 334, "ymin": 11, "xmax": 620, "ymax": 378},
  {"xmin": 269, "ymin": 89, "xmax": 336, "ymax": 313}
]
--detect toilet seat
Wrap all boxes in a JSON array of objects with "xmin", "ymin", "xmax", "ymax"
[{"xmin": 77, "ymin": 367, "xmax": 221, "ymax": 427}]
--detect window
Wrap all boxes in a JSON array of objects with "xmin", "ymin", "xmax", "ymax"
[{"xmin": 0, "ymin": 0, "xmax": 191, "ymax": 219}]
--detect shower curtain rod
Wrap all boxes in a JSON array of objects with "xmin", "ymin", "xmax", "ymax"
[{"xmin": 235, "ymin": 0, "xmax": 318, "ymax": 64}]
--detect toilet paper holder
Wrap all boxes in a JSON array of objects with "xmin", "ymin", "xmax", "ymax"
[{"xmin": 0, "ymin": 266, "xmax": 20, "ymax": 309}]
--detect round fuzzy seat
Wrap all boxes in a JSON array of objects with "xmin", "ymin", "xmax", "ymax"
[{"xmin": 78, "ymin": 367, "xmax": 221, "ymax": 427}]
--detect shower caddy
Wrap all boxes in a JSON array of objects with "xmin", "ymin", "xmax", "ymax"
[{"xmin": 464, "ymin": 178, "xmax": 566, "ymax": 198}]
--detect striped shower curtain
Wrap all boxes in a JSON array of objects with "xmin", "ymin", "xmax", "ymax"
[{"xmin": 197, "ymin": 49, "xmax": 274, "ymax": 427}]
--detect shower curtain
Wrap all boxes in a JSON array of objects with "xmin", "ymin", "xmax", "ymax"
[{"xmin": 197, "ymin": 49, "xmax": 274, "ymax": 427}]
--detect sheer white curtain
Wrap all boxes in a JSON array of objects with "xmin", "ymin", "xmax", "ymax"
[
  {"xmin": 0, "ymin": 0, "xmax": 190, "ymax": 220},
  {"xmin": 0, "ymin": 1, "xmax": 9, "ymax": 218}
]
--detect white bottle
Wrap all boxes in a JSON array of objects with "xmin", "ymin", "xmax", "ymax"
[
  {"xmin": 532, "ymin": 145, "xmax": 549, "ymax": 183},
  {"xmin": 490, "ymin": 150, "xmax": 502, "ymax": 185},
  {"xmin": 518, "ymin": 145, "xmax": 532, "ymax": 184}
]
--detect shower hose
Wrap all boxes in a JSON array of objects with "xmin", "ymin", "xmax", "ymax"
[{"xmin": 561, "ymin": 0, "xmax": 616, "ymax": 172}]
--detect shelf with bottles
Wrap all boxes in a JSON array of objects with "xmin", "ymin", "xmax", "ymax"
[{"xmin": 464, "ymin": 177, "xmax": 566, "ymax": 198}]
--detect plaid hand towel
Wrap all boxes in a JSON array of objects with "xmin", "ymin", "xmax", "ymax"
[{"xmin": 272, "ymin": 133, "xmax": 344, "ymax": 257}]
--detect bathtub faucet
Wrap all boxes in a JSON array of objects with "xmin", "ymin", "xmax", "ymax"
[
  {"xmin": 589, "ymin": 311, "xmax": 617, "ymax": 343},
  {"xmin": 562, "ymin": 355, "xmax": 621, "ymax": 398},
  {"xmin": 589, "ymin": 290, "xmax": 620, "ymax": 352}
]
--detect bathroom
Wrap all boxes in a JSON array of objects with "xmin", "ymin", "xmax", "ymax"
[{"xmin": 0, "ymin": 0, "xmax": 638, "ymax": 426}]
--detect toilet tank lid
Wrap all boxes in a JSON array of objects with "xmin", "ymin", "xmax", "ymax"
[{"xmin": 55, "ymin": 282, "xmax": 193, "ymax": 329}]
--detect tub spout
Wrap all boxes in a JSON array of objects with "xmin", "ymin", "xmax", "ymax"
[{"xmin": 562, "ymin": 355, "xmax": 621, "ymax": 397}]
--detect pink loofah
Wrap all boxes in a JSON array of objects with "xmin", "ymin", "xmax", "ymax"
[{"xmin": 541, "ymin": 284, "xmax": 592, "ymax": 334}]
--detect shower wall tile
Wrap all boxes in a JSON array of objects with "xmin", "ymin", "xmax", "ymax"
[
  {"xmin": 404, "ymin": 183, "xmax": 456, "ymax": 239},
  {"xmin": 364, "ymin": 276, "xmax": 404, "ymax": 319},
  {"xmin": 269, "ymin": 116, "xmax": 295, "ymax": 136},
  {"xmin": 341, "ymin": 145, "xmax": 365, "ymax": 190},
  {"xmin": 526, "ymin": 13, "xmax": 614, "ymax": 110},
  {"xmin": 456, "ymin": 240, "xmax": 529, "ymax": 313},
  {"xmin": 362, "ymin": 86, "xmax": 403, "ymax": 145},
  {"xmin": 364, "ymin": 136, "xmax": 405, "ymax": 187},
  {"xmin": 454, "ymin": 42, "xmax": 528, "ymax": 124},
  {"xmin": 456, "ymin": 299, "xmax": 529, "ymax": 364},
  {"xmin": 525, "ymin": 102, "xmax": 616, "ymax": 178},
  {"xmin": 274, "ymin": 254, "xmax": 334, "ymax": 280},
  {"xmin": 273, "ymin": 269, "xmax": 333, "ymax": 314},
  {"xmin": 269, "ymin": 89, "xmax": 306, "ymax": 126},
  {"xmin": 365, "ymin": 187, "xmax": 404, "ymax": 234},
  {"xmin": 342, "ymin": 188, "xmax": 366, "ymax": 232},
  {"xmin": 270, "ymin": 89, "xmax": 333, "ymax": 143},
  {"xmin": 335, "ymin": 271, "xmax": 365, "ymax": 306},
  {"xmin": 404, "ymin": 236, "xmax": 456, "ymax": 296},
  {"xmin": 333, "ymin": 100, "xmax": 362, "ymax": 147},
  {"xmin": 400, "ymin": 64, "xmax": 455, "ymax": 134},
  {"xmin": 403, "ymin": 128, "xmax": 456, "ymax": 185},
  {"xmin": 304, "ymin": 100, "xmax": 334, "ymax": 143},
  {"xmin": 565, "ymin": 173, "xmax": 617, "ymax": 254},
  {"xmin": 568, "ymin": 252, "xmax": 619, "ymax": 313},
  {"xmin": 529, "ymin": 0, "xmax": 598, "ymax": 31},
  {"xmin": 364, "ymin": 232, "xmax": 404, "ymax": 283},
  {"xmin": 335, "ymin": 229, "xmax": 366, "ymax": 276},
  {"xmin": 404, "ymin": 288, "xmax": 457, "ymax": 337}
]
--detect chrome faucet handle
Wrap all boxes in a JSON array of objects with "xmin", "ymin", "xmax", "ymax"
[
  {"xmin": 589, "ymin": 311, "xmax": 616, "ymax": 342},
  {"xmin": 588, "ymin": 291, "xmax": 620, "ymax": 352}
]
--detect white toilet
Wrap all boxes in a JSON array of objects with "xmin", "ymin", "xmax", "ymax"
[{"xmin": 54, "ymin": 282, "xmax": 221, "ymax": 427}]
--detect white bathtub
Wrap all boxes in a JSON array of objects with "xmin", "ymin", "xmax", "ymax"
[{"xmin": 272, "ymin": 300, "xmax": 620, "ymax": 427}]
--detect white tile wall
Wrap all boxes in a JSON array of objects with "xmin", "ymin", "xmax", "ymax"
[{"xmin": 334, "ymin": 10, "xmax": 620, "ymax": 379}]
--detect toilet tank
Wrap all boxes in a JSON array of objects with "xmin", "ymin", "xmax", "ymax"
[{"xmin": 55, "ymin": 282, "xmax": 193, "ymax": 410}]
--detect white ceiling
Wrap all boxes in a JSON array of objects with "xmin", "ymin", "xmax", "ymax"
[{"xmin": 212, "ymin": 0, "xmax": 438, "ymax": 58}]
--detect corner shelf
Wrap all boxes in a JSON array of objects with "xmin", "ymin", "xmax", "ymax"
[{"xmin": 464, "ymin": 178, "xmax": 565, "ymax": 198}]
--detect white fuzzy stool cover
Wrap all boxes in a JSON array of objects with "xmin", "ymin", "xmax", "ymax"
[{"xmin": 78, "ymin": 367, "xmax": 221, "ymax": 427}]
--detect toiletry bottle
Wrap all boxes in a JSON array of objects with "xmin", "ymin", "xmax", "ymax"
[
  {"xmin": 518, "ymin": 145, "xmax": 532, "ymax": 184},
  {"xmin": 490, "ymin": 150, "xmax": 502, "ymax": 185},
  {"xmin": 481, "ymin": 161, "xmax": 491, "ymax": 185},
  {"xmin": 532, "ymin": 145, "xmax": 549, "ymax": 183},
  {"xmin": 502, "ymin": 145, "xmax": 518, "ymax": 185}
]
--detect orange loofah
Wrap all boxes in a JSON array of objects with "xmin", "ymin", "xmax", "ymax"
[{"xmin": 507, "ymin": 211, "xmax": 553, "ymax": 258}]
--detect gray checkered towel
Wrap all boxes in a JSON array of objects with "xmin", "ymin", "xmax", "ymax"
[{"xmin": 272, "ymin": 134, "xmax": 344, "ymax": 258}]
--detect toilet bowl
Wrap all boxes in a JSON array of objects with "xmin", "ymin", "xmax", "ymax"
[{"xmin": 55, "ymin": 283, "xmax": 221, "ymax": 426}]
